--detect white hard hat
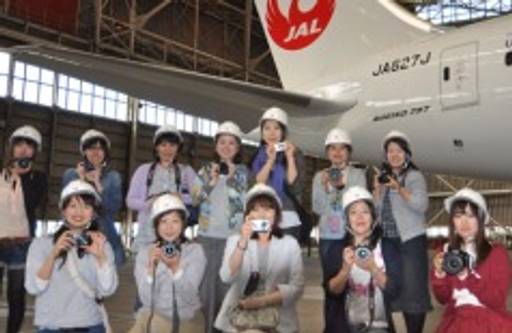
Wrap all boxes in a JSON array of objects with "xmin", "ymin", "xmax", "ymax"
[
  {"xmin": 444, "ymin": 188, "xmax": 490, "ymax": 224},
  {"xmin": 10, "ymin": 125, "xmax": 42, "ymax": 151},
  {"xmin": 325, "ymin": 128, "xmax": 352, "ymax": 147},
  {"xmin": 342, "ymin": 186, "xmax": 374, "ymax": 213},
  {"xmin": 150, "ymin": 194, "xmax": 188, "ymax": 223},
  {"xmin": 260, "ymin": 106, "xmax": 288, "ymax": 127},
  {"xmin": 382, "ymin": 130, "xmax": 411, "ymax": 152},
  {"xmin": 215, "ymin": 121, "xmax": 242, "ymax": 140},
  {"xmin": 59, "ymin": 180, "xmax": 101, "ymax": 209},
  {"xmin": 244, "ymin": 183, "xmax": 282, "ymax": 210},
  {"xmin": 153, "ymin": 125, "xmax": 183, "ymax": 144},
  {"xmin": 80, "ymin": 129, "xmax": 111, "ymax": 154}
]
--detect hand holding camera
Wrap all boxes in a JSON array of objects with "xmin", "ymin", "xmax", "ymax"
[
  {"xmin": 442, "ymin": 248, "xmax": 471, "ymax": 276},
  {"xmin": 160, "ymin": 241, "xmax": 182, "ymax": 272}
]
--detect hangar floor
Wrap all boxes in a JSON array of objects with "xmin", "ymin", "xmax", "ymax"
[{"xmin": 1, "ymin": 249, "xmax": 511, "ymax": 332}]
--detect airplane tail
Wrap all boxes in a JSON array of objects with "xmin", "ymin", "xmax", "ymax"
[{"xmin": 254, "ymin": 0, "xmax": 440, "ymax": 93}]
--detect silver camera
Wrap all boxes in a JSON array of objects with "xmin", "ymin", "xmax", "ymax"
[
  {"xmin": 161, "ymin": 241, "xmax": 181, "ymax": 258},
  {"xmin": 354, "ymin": 245, "xmax": 372, "ymax": 261},
  {"xmin": 251, "ymin": 219, "xmax": 271, "ymax": 233},
  {"xmin": 274, "ymin": 142, "xmax": 287, "ymax": 152}
]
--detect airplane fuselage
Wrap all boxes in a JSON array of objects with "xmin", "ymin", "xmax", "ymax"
[{"xmin": 293, "ymin": 15, "xmax": 512, "ymax": 180}]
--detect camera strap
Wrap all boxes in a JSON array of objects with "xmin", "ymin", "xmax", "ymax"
[
  {"xmin": 367, "ymin": 277, "xmax": 375, "ymax": 331},
  {"xmin": 66, "ymin": 251, "xmax": 112, "ymax": 333}
]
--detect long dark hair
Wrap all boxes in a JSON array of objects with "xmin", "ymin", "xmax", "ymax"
[
  {"xmin": 383, "ymin": 137, "xmax": 419, "ymax": 173},
  {"xmin": 245, "ymin": 194, "xmax": 284, "ymax": 240},
  {"xmin": 54, "ymin": 194, "xmax": 102, "ymax": 268},
  {"xmin": 153, "ymin": 209, "xmax": 188, "ymax": 245},
  {"xmin": 448, "ymin": 200, "xmax": 492, "ymax": 266},
  {"xmin": 213, "ymin": 133, "xmax": 243, "ymax": 165}
]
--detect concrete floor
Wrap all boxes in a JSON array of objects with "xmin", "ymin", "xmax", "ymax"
[{"xmin": 1, "ymin": 249, "xmax": 510, "ymax": 332}]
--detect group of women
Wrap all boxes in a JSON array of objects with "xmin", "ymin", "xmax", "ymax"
[{"xmin": 0, "ymin": 105, "xmax": 511, "ymax": 333}]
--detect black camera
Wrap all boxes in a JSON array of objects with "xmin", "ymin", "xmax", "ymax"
[
  {"xmin": 219, "ymin": 162, "xmax": 229, "ymax": 176},
  {"xmin": 354, "ymin": 245, "xmax": 372, "ymax": 261},
  {"xmin": 443, "ymin": 248, "xmax": 471, "ymax": 275},
  {"xmin": 83, "ymin": 159, "xmax": 96, "ymax": 172},
  {"xmin": 161, "ymin": 241, "xmax": 181, "ymax": 258},
  {"xmin": 328, "ymin": 168, "xmax": 342, "ymax": 183},
  {"xmin": 15, "ymin": 157, "xmax": 32, "ymax": 169},
  {"xmin": 378, "ymin": 164, "xmax": 395, "ymax": 184}
]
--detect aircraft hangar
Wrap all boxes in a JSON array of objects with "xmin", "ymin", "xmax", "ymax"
[{"xmin": 0, "ymin": 1, "xmax": 511, "ymax": 332}]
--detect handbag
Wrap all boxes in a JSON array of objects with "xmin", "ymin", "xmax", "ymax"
[
  {"xmin": 228, "ymin": 291, "xmax": 280, "ymax": 332},
  {"xmin": 0, "ymin": 171, "xmax": 29, "ymax": 239}
]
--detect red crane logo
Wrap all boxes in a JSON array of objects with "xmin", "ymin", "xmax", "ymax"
[{"xmin": 266, "ymin": 0, "xmax": 336, "ymax": 51}]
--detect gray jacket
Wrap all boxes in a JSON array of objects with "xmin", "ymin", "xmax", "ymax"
[
  {"xmin": 312, "ymin": 166, "xmax": 367, "ymax": 240},
  {"xmin": 376, "ymin": 169, "xmax": 429, "ymax": 242}
]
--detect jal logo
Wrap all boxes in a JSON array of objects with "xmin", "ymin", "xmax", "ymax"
[{"xmin": 266, "ymin": 0, "xmax": 336, "ymax": 51}]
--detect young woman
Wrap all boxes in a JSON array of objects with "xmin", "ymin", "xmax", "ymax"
[
  {"xmin": 373, "ymin": 130, "xmax": 431, "ymax": 333},
  {"xmin": 196, "ymin": 121, "xmax": 249, "ymax": 333},
  {"xmin": 25, "ymin": 180, "xmax": 118, "ymax": 332},
  {"xmin": 129, "ymin": 194, "xmax": 206, "ymax": 333},
  {"xmin": 215, "ymin": 183, "xmax": 305, "ymax": 333},
  {"xmin": 312, "ymin": 128, "xmax": 367, "ymax": 332},
  {"xmin": 0, "ymin": 125, "xmax": 47, "ymax": 333},
  {"xmin": 62, "ymin": 129, "xmax": 125, "ymax": 266},
  {"xmin": 251, "ymin": 107, "xmax": 305, "ymax": 240},
  {"xmin": 326, "ymin": 186, "xmax": 401, "ymax": 333},
  {"xmin": 431, "ymin": 188, "xmax": 512, "ymax": 333},
  {"xmin": 126, "ymin": 125, "xmax": 202, "ymax": 252}
]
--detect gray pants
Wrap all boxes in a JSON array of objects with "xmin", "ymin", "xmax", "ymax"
[{"xmin": 198, "ymin": 236, "xmax": 230, "ymax": 333}]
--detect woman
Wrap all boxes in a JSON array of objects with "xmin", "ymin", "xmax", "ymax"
[
  {"xmin": 25, "ymin": 180, "xmax": 118, "ymax": 332},
  {"xmin": 215, "ymin": 183, "xmax": 305, "ymax": 333},
  {"xmin": 431, "ymin": 188, "xmax": 512, "ymax": 333},
  {"xmin": 312, "ymin": 128, "xmax": 367, "ymax": 332},
  {"xmin": 62, "ymin": 129, "xmax": 125, "ymax": 266},
  {"xmin": 0, "ymin": 125, "xmax": 47, "ymax": 333},
  {"xmin": 251, "ymin": 106, "xmax": 305, "ymax": 240},
  {"xmin": 326, "ymin": 186, "xmax": 401, "ymax": 333},
  {"xmin": 126, "ymin": 124, "xmax": 202, "ymax": 252},
  {"xmin": 373, "ymin": 130, "xmax": 431, "ymax": 333},
  {"xmin": 196, "ymin": 121, "xmax": 249, "ymax": 333},
  {"xmin": 129, "ymin": 194, "xmax": 206, "ymax": 333}
]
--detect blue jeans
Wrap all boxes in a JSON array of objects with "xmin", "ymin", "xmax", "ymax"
[
  {"xmin": 99, "ymin": 218, "xmax": 126, "ymax": 266},
  {"xmin": 37, "ymin": 324, "xmax": 105, "ymax": 333}
]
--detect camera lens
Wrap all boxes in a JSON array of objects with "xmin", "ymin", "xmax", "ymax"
[
  {"xmin": 16, "ymin": 158, "xmax": 31, "ymax": 169},
  {"xmin": 355, "ymin": 246, "xmax": 371, "ymax": 260},
  {"xmin": 219, "ymin": 162, "xmax": 229, "ymax": 175}
]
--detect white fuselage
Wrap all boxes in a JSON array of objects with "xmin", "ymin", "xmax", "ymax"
[{"xmin": 291, "ymin": 15, "xmax": 512, "ymax": 180}]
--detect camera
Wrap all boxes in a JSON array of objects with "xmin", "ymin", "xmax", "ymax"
[
  {"xmin": 83, "ymin": 159, "xmax": 96, "ymax": 172},
  {"xmin": 328, "ymin": 168, "xmax": 342, "ymax": 183},
  {"xmin": 274, "ymin": 142, "xmax": 287, "ymax": 152},
  {"xmin": 378, "ymin": 164, "xmax": 395, "ymax": 184},
  {"xmin": 354, "ymin": 245, "xmax": 372, "ymax": 261},
  {"xmin": 219, "ymin": 162, "xmax": 229, "ymax": 175},
  {"xmin": 251, "ymin": 219, "xmax": 271, "ymax": 233},
  {"xmin": 15, "ymin": 157, "xmax": 32, "ymax": 169},
  {"xmin": 443, "ymin": 248, "xmax": 471, "ymax": 275},
  {"xmin": 72, "ymin": 232, "xmax": 93, "ymax": 248},
  {"xmin": 161, "ymin": 241, "xmax": 181, "ymax": 258}
]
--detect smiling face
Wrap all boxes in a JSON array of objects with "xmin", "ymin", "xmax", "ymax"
[
  {"xmin": 156, "ymin": 210, "xmax": 185, "ymax": 242},
  {"xmin": 62, "ymin": 195, "xmax": 96, "ymax": 230},
  {"xmin": 216, "ymin": 134, "xmax": 240, "ymax": 162},
  {"xmin": 327, "ymin": 143, "xmax": 350, "ymax": 167},
  {"xmin": 347, "ymin": 200, "xmax": 373, "ymax": 237},
  {"xmin": 385, "ymin": 141, "xmax": 407, "ymax": 170},
  {"xmin": 156, "ymin": 141, "xmax": 179, "ymax": 163},
  {"xmin": 261, "ymin": 120, "xmax": 284, "ymax": 145},
  {"xmin": 451, "ymin": 202, "xmax": 480, "ymax": 243}
]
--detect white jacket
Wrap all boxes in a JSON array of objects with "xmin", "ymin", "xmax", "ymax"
[{"xmin": 215, "ymin": 234, "xmax": 305, "ymax": 333}]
